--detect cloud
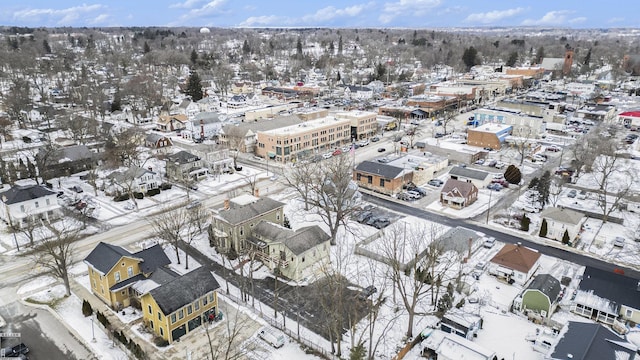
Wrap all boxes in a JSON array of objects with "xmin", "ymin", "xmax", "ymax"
[
  {"xmin": 239, "ymin": 15, "xmax": 284, "ymax": 27},
  {"xmin": 568, "ymin": 17, "xmax": 587, "ymax": 25},
  {"xmin": 173, "ymin": 0, "xmax": 227, "ymax": 24},
  {"xmin": 13, "ymin": 4, "xmax": 104, "ymax": 25},
  {"xmin": 89, "ymin": 13, "xmax": 110, "ymax": 24},
  {"xmin": 608, "ymin": 17, "xmax": 624, "ymax": 23},
  {"xmin": 169, "ymin": 0, "xmax": 203, "ymax": 9},
  {"xmin": 301, "ymin": 3, "xmax": 372, "ymax": 24},
  {"xmin": 521, "ymin": 10, "xmax": 575, "ymax": 26},
  {"xmin": 464, "ymin": 7, "xmax": 526, "ymax": 24},
  {"xmin": 379, "ymin": 0, "xmax": 441, "ymax": 24}
]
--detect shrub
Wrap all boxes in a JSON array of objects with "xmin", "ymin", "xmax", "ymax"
[
  {"xmin": 113, "ymin": 193, "xmax": 130, "ymax": 202},
  {"xmin": 455, "ymin": 298, "xmax": 466, "ymax": 308},
  {"xmin": 153, "ymin": 336, "xmax": 169, "ymax": 347},
  {"xmin": 133, "ymin": 192, "xmax": 144, "ymax": 199},
  {"xmin": 520, "ymin": 214, "xmax": 530, "ymax": 231},
  {"xmin": 562, "ymin": 229, "xmax": 570, "ymax": 244},
  {"xmin": 146, "ymin": 188, "xmax": 161, "ymax": 196},
  {"xmin": 160, "ymin": 183, "xmax": 173, "ymax": 190},
  {"xmin": 82, "ymin": 299, "xmax": 93, "ymax": 317}
]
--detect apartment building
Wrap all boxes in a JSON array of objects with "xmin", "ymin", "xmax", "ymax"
[{"xmin": 256, "ymin": 115, "xmax": 352, "ymax": 163}]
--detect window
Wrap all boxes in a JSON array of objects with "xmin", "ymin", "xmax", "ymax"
[
  {"xmin": 121, "ymin": 291, "xmax": 126, "ymax": 295},
  {"xmin": 93, "ymin": 280, "xmax": 96, "ymax": 288},
  {"xmin": 171, "ymin": 314, "xmax": 176, "ymax": 323},
  {"xmin": 178, "ymin": 309, "xmax": 184, "ymax": 319},
  {"xmin": 35, "ymin": 201, "xmax": 39, "ymax": 208},
  {"xmin": 203, "ymin": 296, "xmax": 208, "ymax": 306},
  {"xmin": 150, "ymin": 320, "xmax": 154, "ymax": 329},
  {"xmin": 302, "ymin": 257, "xmax": 305, "ymax": 262},
  {"xmin": 127, "ymin": 267, "xmax": 134, "ymax": 277},
  {"xmin": 209, "ymin": 294, "xmax": 214, "ymax": 303},
  {"xmin": 379, "ymin": 179, "xmax": 385, "ymax": 187},
  {"xmin": 158, "ymin": 312, "xmax": 162, "ymax": 321},
  {"xmin": 240, "ymin": 227, "xmax": 244, "ymax": 236},
  {"xmin": 187, "ymin": 305, "xmax": 193, "ymax": 315},
  {"xmin": 148, "ymin": 305, "xmax": 152, "ymax": 314},
  {"xmin": 194, "ymin": 300, "xmax": 200, "ymax": 311},
  {"xmin": 114, "ymin": 272, "xmax": 121, "ymax": 282},
  {"xmin": 46, "ymin": 198, "xmax": 50, "ymax": 205},
  {"xmin": 160, "ymin": 327, "xmax": 164, "ymax": 336},
  {"xmin": 20, "ymin": 205, "xmax": 25, "ymax": 212},
  {"xmin": 626, "ymin": 309, "xmax": 633, "ymax": 318},
  {"xmin": 101, "ymin": 286, "xmax": 104, "ymax": 294}
]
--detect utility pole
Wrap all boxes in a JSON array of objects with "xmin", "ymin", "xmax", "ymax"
[{"xmin": 486, "ymin": 188, "xmax": 493, "ymax": 224}]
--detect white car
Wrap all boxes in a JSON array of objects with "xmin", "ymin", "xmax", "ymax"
[
  {"xmin": 613, "ymin": 237, "xmax": 625, "ymax": 248},
  {"xmin": 358, "ymin": 139, "xmax": 370, "ymax": 146},
  {"xmin": 258, "ymin": 327, "xmax": 285, "ymax": 348},
  {"xmin": 322, "ymin": 153, "xmax": 332, "ymax": 159},
  {"xmin": 522, "ymin": 204, "xmax": 539, "ymax": 213}
]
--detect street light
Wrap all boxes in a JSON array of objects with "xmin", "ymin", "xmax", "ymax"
[
  {"xmin": 486, "ymin": 188, "xmax": 493, "ymax": 224},
  {"xmin": 91, "ymin": 316, "xmax": 96, "ymax": 342}
]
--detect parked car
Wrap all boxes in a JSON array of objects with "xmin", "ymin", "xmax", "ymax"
[
  {"xmin": 546, "ymin": 145, "xmax": 561, "ymax": 152},
  {"xmin": 613, "ymin": 237, "xmax": 625, "ymax": 248},
  {"xmin": 567, "ymin": 189, "xmax": 577, "ymax": 198},
  {"xmin": 487, "ymin": 160, "xmax": 497, "ymax": 167},
  {"xmin": 474, "ymin": 159, "xmax": 485, "ymax": 165},
  {"xmin": 577, "ymin": 190, "xmax": 587, "ymax": 200},
  {"xmin": 69, "ymin": 185, "xmax": 83, "ymax": 193},
  {"xmin": 357, "ymin": 285, "xmax": 377, "ymax": 300},
  {"xmin": 371, "ymin": 136, "xmax": 381, "ymax": 142},
  {"xmin": 322, "ymin": 152, "xmax": 332, "ymax": 159},
  {"xmin": 475, "ymin": 261, "xmax": 487, "ymax": 271},
  {"xmin": 377, "ymin": 147, "xmax": 386, "ymax": 152},
  {"xmin": 483, "ymin": 147, "xmax": 493, "ymax": 152},
  {"xmin": 428, "ymin": 179, "xmax": 444, "ymax": 187},
  {"xmin": 483, "ymin": 237, "xmax": 496, "ymax": 248},
  {"xmin": 406, "ymin": 186, "xmax": 427, "ymax": 196},
  {"xmin": 258, "ymin": 327, "xmax": 285, "ymax": 348},
  {"xmin": 522, "ymin": 204, "xmax": 539, "ymax": 213},
  {"xmin": 1, "ymin": 343, "xmax": 29, "ymax": 357},
  {"xmin": 358, "ymin": 139, "xmax": 370, "ymax": 146},
  {"xmin": 371, "ymin": 218, "xmax": 391, "ymax": 229},
  {"xmin": 186, "ymin": 201, "xmax": 201, "ymax": 210},
  {"xmin": 332, "ymin": 149, "xmax": 342, "ymax": 156},
  {"xmin": 354, "ymin": 211, "xmax": 373, "ymax": 223},
  {"xmin": 494, "ymin": 161, "xmax": 506, "ymax": 169},
  {"xmin": 406, "ymin": 190, "xmax": 422, "ymax": 198},
  {"xmin": 397, "ymin": 193, "xmax": 414, "ymax": 201}
]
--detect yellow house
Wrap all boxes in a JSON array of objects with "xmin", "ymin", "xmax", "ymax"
[
  {"xmin": 84, "ymin": 242, "xmax": 171, "ymax": 309},
  {"xmin": 140, "ymin": 267, "xmax": 220, "ymax": 343}
]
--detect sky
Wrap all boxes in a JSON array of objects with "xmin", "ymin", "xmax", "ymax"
[{"xmin": 0, "ymin": 0, "xmax": 637, "ymax": 29}]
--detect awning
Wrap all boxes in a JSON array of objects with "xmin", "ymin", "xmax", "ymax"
[{"xmin": 267, "ymin": 152, "xmax": 276, "ymax": 159}]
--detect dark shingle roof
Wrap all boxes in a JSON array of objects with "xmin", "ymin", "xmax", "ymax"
[
  {"xmin": 252, "ymin": 221, "xmax": 330, "ymax": 255},
  {"xmin": 355, "ymin": 161, "xmax": 404, "ymax": 179},
  {"xmin": 149, "ymin": 267, "xmax": 220, "ymax": 315},
  {"xmin": 217, "ymin": 197, "xmax": 284, "ymax": 225},
  {"xmin": 449, "ymin": 166, "xmax": 489, "ymax": 181},
  {"xmin": 526, "ymin": 274, "xmax": 561, "ymax": 301},
  {"xmin": 84, "ymin": 242, "xmax": 139, "ymax": 275},
  {"xmin": 135, "ymin": 244, "xmax": 172, "ymax": 274},
  {"xmin": 0, "ymin": 185, "xmax": 56, "ymax": 205},
  {"xmin": 167, "ymin": 150, "xmax": 200, "ymax": 165},
  {"xmin": 551, "ymin": 321, "xmax": 637, "ymax": 360},
  {"xmin": 437, "ymin": 226, "xmax": 481, "ymax": 254},
  {"xmin": 579, "ymin": 266, "xmax": 640, "ymax": 310}
]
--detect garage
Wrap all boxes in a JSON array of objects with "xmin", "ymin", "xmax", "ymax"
[{"xmin": 171, "ymin": 324, "xmax": 186, "ymax": 342}]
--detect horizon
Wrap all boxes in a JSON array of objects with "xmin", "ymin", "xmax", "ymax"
[{"xmin": 0, "ymin": 1, "xmax": 637, "ymax": 29}]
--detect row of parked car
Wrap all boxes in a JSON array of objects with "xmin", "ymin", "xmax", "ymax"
[
  {"xmin": 353, "ymin": 209, "xmax": 391, "ymax": 229},
  {"xmin": 398, "ymin": 184, "xmax": 428, "ymax": 201}
]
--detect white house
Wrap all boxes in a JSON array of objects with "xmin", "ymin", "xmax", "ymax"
[
  {"xmin": 104, "ymin": 167, "xmax": 162, "ymax": 195},
  {"xmin": 422, "ymin": 329, "xmax": 496, "ymax": 360},
  {"xmin": 489, "ymin": 243, "xmax": 541, "ymax": 286},
  {"xmin": 539, "ymin": 207, "xmax": 585, "ymax": 242},
  {"xmin": 344, "ymin": 85, "xmax": 373, "ymax": 100},
  {"xmin": 0, "ymin": 184, "xmax": 61, "ymax": 228}
]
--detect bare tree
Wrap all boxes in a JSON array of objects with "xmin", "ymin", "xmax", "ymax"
[
  {"xmin": 104, "ymin": 127, "xmax": 147, "ymax": 168},
  {"xmin": 59, "ymin": 114, "xmax": 97, "ymax": 145},
  {"xmin": 510, "ymin": 127, "xmax": 535, "ymax": 167},
  {"xmin": 149, "ymin": 208, "xmax": 189, "ymax": 265},
  {"xmin": 590, "ymin": 152, "xmax": 633, "ymax": 224},
  {"xmin": 31, "ymin": 221, "xmax": 80, "ymax": 296},
  {"xmin": 202, "ymin": 303, "xmax": 266, "ymax": 360},
  {"xmin": 440, "ymin": 109, "xmax": 456, "ymax": 136},
  {"xmin": 284, "ymin": 161, "xmax": 320, "ymax": 211},
  {"xmin": 379, "ymin": 222, "xmax": 459, "ymax": 338}
]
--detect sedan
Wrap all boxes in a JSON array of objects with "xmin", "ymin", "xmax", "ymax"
[
  {"xmin": 377, "ymin": 147, "xmax": 386, "ymax": 152},
  {"xmin": 322, "ymin": 153, "xmax": 333, "ymax": 159}
]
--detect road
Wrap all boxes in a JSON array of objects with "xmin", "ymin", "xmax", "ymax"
[{"xmin": 363, "ymin": 192, "xmax": 640, "ymax": 279}]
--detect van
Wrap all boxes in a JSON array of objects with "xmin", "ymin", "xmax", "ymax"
[{"xmin": 258, "ymin": 327, "xmax": 285, "ymax": 348}]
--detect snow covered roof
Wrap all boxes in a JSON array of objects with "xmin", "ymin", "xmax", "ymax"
[
  {"xmin": 422, "ymin": 329, "xmax": 495, "ymax": 360},
  {"xmin": 490, "ymin": 243, "xmax": 540, "ymax": 274}
]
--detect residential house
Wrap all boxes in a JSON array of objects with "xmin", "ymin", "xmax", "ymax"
[
  {"xmin": 440, "ymin": 178, "xmax": 478, "ymax": 209},
  {"xmin": 231, "ymin": 81, "xmax": 253, "ymax": 95},
  {"xmin": 104, "ymin": 166, "xmax": 162, "ymax": 195},
  {"xmin": 156, "ymin": 114, "xmax": 188, "ymax": 132},
  {"xmin": 448, "ymin": 166, "xmax": 491, "ymax": 189},
  {"xmin": 170, "ymin": 99, "xmax": 199, "ymax": 118},
  {"xmin": 196, "ymin": 96, "xmax": 220, "ymax": 113},
  {"xmin": 37, "ymin": 144, "xmax": 98, "ymax": 179},
  {"xmin": 436, "ymin": 226, "xmax": 483, "ymax": 257},
  {"xmin": 571, "ymin": 266, "xmax": 640, "ymax": 325},
  {"xmin": 539, "ymin": 207, "xmax": 585, "ymax": 243},
  {"xmin": 0, "ymin": 184, "xmax": 61, "ymax": 228},
  {"xmin": 210, "ymin": 194, "xmax": 285, "ymax": 253},
  {"xmin": 440, "ymin": 310, "xmax": 483, "ymax": 340},
  {"xmin": 547, "ymin": 321, "xmax": 638, "ymax": 360},
  {"xmin": 145, "ymin": 133, "xmax": 173, "ymax": 150},
  {"xmin": 353, "ymin": 161, "xmax": 408, "ymax": 195},
  {"xmin": 84, "ymin": 242, "xmax": 171, "ymax": 309},
  {"xmin": 343, "ymin": 85, "xmax": 373, "ymax": 100},
  {"xmin": 227, "ymin": 94, "xmax": 248, "ymax": 109},
  {"xmin": 513, "ymin": 274, "xmax": 561, "ymax": 318},
  {"xmin": 489, "ymin": 243, "xmax": 541, "ymax": 286},
  {"xmin": 165, "ymin": 150, "xmax": 209, "ymax": 181},
  {"xmin": 182, "ymin": 113, "xmax": 224, "ymax": 141},
  {"xmin": 421, "ymin": 329, "xmax": 496, "ymax": 360},
  {"xmin": 141, "ymin": 267, "xmax": 220, "ymax": 343},
  {"xmin": 247, "ymin": 221, "xmax": 331, "ymax": 281}
]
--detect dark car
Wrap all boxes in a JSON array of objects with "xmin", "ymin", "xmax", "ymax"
[
  {"xmin": 377, "ymin": 147, "xmax": 386, "ymax": 152},
  {"xmin": 2, "ymin": 343, "xmax": 29, "ymax": 357},
  {"xmin": 354, "ymin": 211, "xmax": 373, "ymax": 223},
  {"xmin": 372, "ymin": 218, "xmax": 390, "ymax": 229},
  {"xmin": 428, "ymin": 179, "xmax": 443, "ymax": 187},
  {"xmin": 357, "ymin": 285, "xmax": 377, "ymax": 301}
]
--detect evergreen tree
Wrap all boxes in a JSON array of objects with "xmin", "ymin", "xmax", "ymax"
[
  {"xmin": 296, "ymin": 38, "xmax": 303, "ymax": 59},
  {"xmin": 143, "ymin": 41, "xmax": 151, "ymax": 54},
  {"xmin": 242, "ymin": 40, "xmax": 251, "ymax": 54},
  {"xmin": 506, "ymin": 51, "xmax": 518, "ymax": 67},
  {"xmin": 338, "ymin": 35, "xmax": 343, "ymax": 54},
  {"xmin": 521, "ymin": 214, "xmax": 530, "ymax": 232},
  {"xmin": 539, "ymin": 219, "xmax": 548, "ymax": 237},
  {"xmin": 535, "ymin": 46, "xmax": 545, "ymax": 64},
  {"xmin": 349, "ymin": 343, "xmax": 366, "ymax": 360},
  {"xmin": 42, "ymin": 39, "xmax": 51, "ymax": 54},
  {"xmin": 329, "ymin": 41, "xmax": 334, "ymax": 54},
  {"xmin": 504, "ymin": 165, "xmax": 522, "ymax": 185},
  {"xmin": 462, "ymin": 46, "xmax": 479, "ymax": 70},
  {"xmin": 190, "ymin": 49, "xmax": 198, "ymax": 65},
  {"xmin": 562, "ymin": 229, "xmax": 570, "ymax": 245},
  {"xmin": 185, "ymin": 70, "xmax": 204, "ymax": 101}
]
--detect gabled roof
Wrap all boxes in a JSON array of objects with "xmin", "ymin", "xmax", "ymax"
[
  {"xmin": 0, "ymin": 185, "xmax": 56, "ymax": 205},
  {"xmin": 252, "ymin": 221, "xmax": 330, "ymax": 255},
  {"xmin": 540, "ymin": 207, "xmax": 584, "ymax": 225},
  {"xmin": 84, "ymin": 242, "xmax": 140, "ymax": 275},
  {"xmin": 441, "ymin": 178, "xmax": 477, "ymax": 197},
  {"xmin": 550, "ymin": 321, "xmax": 637, "ymax": 360},
  {"xmin": 216, "ymin": 196, "xmax": 284, "ymax": 225},
  {"xmin": 354, "ymin": 161, "xmax": 404, "ymax": 179},
  {"xmin": 579, "ymin": 266, "xmax": 640, "ymax": 310},
  {"xmin": 437, "ymin": 226, "xmax": 481, "ymax": 254},
  {"xmin": 149, "ymin": 267, "xmax": 220, "ymax": 315},
  {"xmin": 449, "ymin": 166, "xmax": 490, "ymax": 181},
  {"xmin": 167, "ymin": 150, "xmax": 200, "ymax": 165},
  {"xmin": 525, "ymin": 274, "xmax": 561, "ymax": 301},
  {"xmin": 490, "ymin": 243, "xmax": 541, "ymax": 274},
  {"xmin": 47, "ymin": 145, "xmax": 94, "ymax": 163},
  {"xmin": 136, "ymin": 243, "xmax": 172, "ymax": 274}
]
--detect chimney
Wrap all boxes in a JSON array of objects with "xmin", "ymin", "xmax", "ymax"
[
  {"xmin": 254, "ymin": 188, "xmax": 260, "ymax": 197},
  {"xmin": 223, "ymin": 198, "xmax": 230, "ymax": 210}
]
